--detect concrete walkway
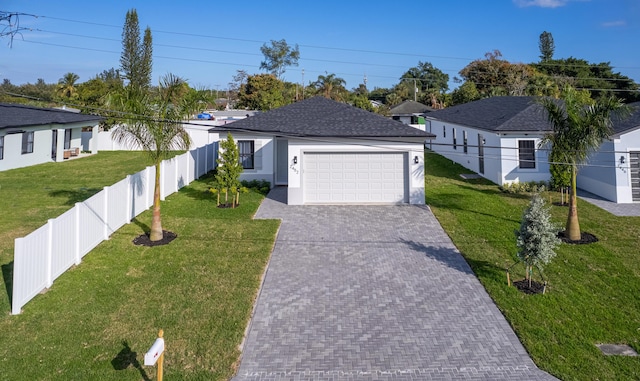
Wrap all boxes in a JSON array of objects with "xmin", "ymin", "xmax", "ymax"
[
  {"xmin": 578, "ymin": 189, "xmax": 640, "ymax": 216},
  {"xmin": 233, "ymin": 188, "xmax": 557, "ymax": 381}
]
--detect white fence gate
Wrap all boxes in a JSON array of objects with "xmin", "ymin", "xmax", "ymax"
[{"xmin": 11, "ymin": 143, "xmax": 217, "ymax": 314}]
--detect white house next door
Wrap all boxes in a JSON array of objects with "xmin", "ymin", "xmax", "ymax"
[{"xmin": 302, "ymin": 152, "xmax": 408, "ymax": 204}]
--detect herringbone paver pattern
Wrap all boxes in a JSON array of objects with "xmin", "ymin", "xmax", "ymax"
[{"xmin": 234, "ymin": 188, "xmax": 557, "ymax": 381}]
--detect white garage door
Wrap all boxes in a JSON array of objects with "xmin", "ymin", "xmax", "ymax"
[{"xmin": 303, "ymin": 152, "xmax": 408, "ymax": 204}]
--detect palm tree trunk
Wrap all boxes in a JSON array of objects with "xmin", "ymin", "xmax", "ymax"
[
  {"xmin": 150, "ymin": 162, "xmax": 164, "ymax": 241},
  {"xmin": 566, "ymin": 166, "xmax": 581, "ymax": 241}
]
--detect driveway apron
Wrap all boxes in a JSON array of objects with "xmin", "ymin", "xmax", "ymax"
[{"xmin": 234, "ymin": 188, "xmax": 557, "ymax": 381}]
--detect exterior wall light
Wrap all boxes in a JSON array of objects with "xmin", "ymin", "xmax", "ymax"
[
  {"xmin": 620, "ymin": 155, "xmax": 625, "ymax": 164},
  {"xmin": 293, "ymin": 156, "xmax": 298, "ymax": 164},
  {"xmin": 414, "ymin": 156, "xmax": 419, "ymax": 164}
]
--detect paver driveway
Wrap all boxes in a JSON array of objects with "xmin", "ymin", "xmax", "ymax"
[{"xmin": 233, "ymin": 189, "xmax": 557, "ymax": 381}]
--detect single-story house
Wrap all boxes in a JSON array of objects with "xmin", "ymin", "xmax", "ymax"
[
  {"xmin": 209, "ymin": 96, "xmax": 434, "ymax": 205},
  {"xmin": 0, "ymin": 103, "xmax": 103, "ymax": 172},
  {"xmin": 578, "ymin": 101, "xmax": 640, "ymax": 203},
  {"xmin": 390, "ymin": 100, "xmax": 434, "ymax": 130},
  {"xmin": 424, "ymin": 96, "xmax": 640, "ymax": 203}
]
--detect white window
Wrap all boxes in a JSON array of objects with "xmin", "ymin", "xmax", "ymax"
[
  {"xmin": 22, "ymin": 131, "xmax": 34, "ymax": 154},
  {"xmin": 463, "ymin": 131, "xmax": 468, "ymax": 153},
  {"xmin": 0, "ymin": 136, "xmax": 4, "ymax": 160},
  {"xmin": 238, "ymin": 140, "xmax": 255, "ymax": 169},
  {"xmin": 64, "ymin": 129, "xmax": 72, "ymax": 149},
  {"xmin": 518, "ymin": 140, "xmax": 536, "ymax": 169},
  {"xmin": 452, "ymin": 128, "xmax": 457, "ymax": 150}
]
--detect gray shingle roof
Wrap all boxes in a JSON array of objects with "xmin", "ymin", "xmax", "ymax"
[
  {"xmin": 0, "ymin": 103, "xmax": 103, "ymax": 129},
  {"xmin": 612, "ymin": 102, "xmax": 640, "ymax": 137},
  {"xmin": 213, "ymin": 97, "xmax": 433, "ymax": 138},
  {"xmin": 390, "ymin": 100, "xmax": 434, "ymax": 115},
  {"xmin": 427, "ymin": 96, "xmax": 553, "ymax": 133}
]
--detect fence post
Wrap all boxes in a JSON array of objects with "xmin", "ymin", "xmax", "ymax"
[
  {"xmin": 103, "ymin": 186, "xmax": 109, "ymax": 240},
  {"xmin": 12, "ymin": 237, "xmax": 24, "ymax": 315},
  {"xmin": 46, "ymin": 219, "xmax": 54, "ymax": 288},
  {"xmin": 126, "ymin": 175, "xmax": 132, "ymax": 223},
  {"xmin": 74, "ymin": 203, "xmax": 81, "ymax": 265}
]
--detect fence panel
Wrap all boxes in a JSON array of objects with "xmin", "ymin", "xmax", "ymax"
[
  {"xmin": 108, "ymin": 179, "xmax": 129, "ymax": 235},
  {"xmin": 79, "ymin": 192, "xmax": 106, "ymax": 257},
  {"xmin": 129, "ymin": 168, "xmax": 149, "ymax": 219},
  {"xmin": 189, "ymin": 150, "xmax": 198, "ymax": 183},
  {"xmin": 50, "ymin": 209, "xmax": 78, "ymax": 280},
  {"xmin": 162, "ymin": 158, "xmax": 178, "ymax": 198},
  {"xmin": 197, "ymin": 147, "xmax": 207, "ymax": 177},
  {"xmin": 12, "ymin": 225, "xmax": 50, "ymax": 314},
  {"xmin": 12, "ymin": 142, "xmax": 219, "ymax": 314}
]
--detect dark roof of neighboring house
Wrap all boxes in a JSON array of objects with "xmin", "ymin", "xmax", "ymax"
[
  {"xmin": 212, "ymin": 97, "xmax": 434, "ymax": 138},
  {"xmin": 426, "ymin": 96, "xmax": 553, "ymax": 133},
  {"xmin": 0, "ymin": 103, "xmax": 103, "ymax": 129},
  {"xmin": 611, "ymin": 102, "xmax": 640, "ymax": 137},
  {"xmin": 390, "ymin": 100, "xmax": 434, "ymax": 115}
]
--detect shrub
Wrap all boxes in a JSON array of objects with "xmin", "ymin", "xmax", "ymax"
[{"xmin": 515, "ymin": 193, "xmax": 561, "ymax": 289}]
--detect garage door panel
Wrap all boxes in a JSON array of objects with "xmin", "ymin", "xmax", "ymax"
[{"xmin": 303, "ymin": 152, "xmax": 407, "ymax": 204}]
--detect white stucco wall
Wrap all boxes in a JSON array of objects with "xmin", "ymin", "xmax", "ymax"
[
  {"xmin": 1, "ymin": 123, "xmax": 92, "ymax": 172},
  {"xmin": 286, "ymin": 138, "xmax": 425, "ymax": 205},
  {"xmin": 426, "ymin": 119, "xmax": 550, "ymax": 185},
  {"xmin": 578, "ymin": 128, "xmax": 640, "ymax": 203}
]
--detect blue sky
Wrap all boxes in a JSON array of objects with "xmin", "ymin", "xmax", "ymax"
[{"xmin": 1, "ymin": 0, "xmax": 639, "ymax": 93}]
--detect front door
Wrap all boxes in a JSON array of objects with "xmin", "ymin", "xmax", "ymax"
[
  {"xmin": 51, "ymin": 130, "xmax": 58, "ymax": 160},
  {"xmin": 275, "ymin": 139, "xmax": 288, "ymax": 185}
]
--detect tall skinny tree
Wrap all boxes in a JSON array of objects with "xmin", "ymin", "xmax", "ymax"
[
  {"xmin": 120, "ymin": 9, "xmax": 152, "ymax": 89},
  {"xmin": 259, "ymin": 39, "xmax": 300, "ymax": 79},
  {"xmin": 540, "ymin": 85, "xmax": 628, "ymax": 240},
  {"xmin": 538, "ymin": 31, "xmax": 555, "ymax": 62}
]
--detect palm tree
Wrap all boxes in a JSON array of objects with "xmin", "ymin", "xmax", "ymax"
[
  {"xmin": 56, "ymin": 72, "xmax": 80, "ymax": 100},
  {"xmin": 112, "ymin": 73, "xmax": 204, "ymax": 241},
  {"xmin": 312, "ymin": 73, "xmax": 346, "ymax": 101},
  {"xmin": 540, "ymin": 85, "xmax": 628, "ymax": 241}
]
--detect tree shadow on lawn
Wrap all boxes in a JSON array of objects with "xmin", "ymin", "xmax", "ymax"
[
  {"xmin": 131, "ymin": 217, "xmax": 150, "ymax": 235},
  {"xmin": 48, "ymin": 188, "xmax": 102, "ymax": 205},
  {"xmin": 112, "ymin": 340, "xmax": 150, "ymax": 381},
  {"xmin": 178, "ymin": 185, "xmax": 216, "ymax": 202},
  {"xmin": 1, "ymin": 260, "xmax": 13, "ymax": 308}
]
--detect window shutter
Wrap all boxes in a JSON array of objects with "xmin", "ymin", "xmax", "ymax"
[{"xmin": 254, "ymin": 140, "xmax": 262, "ymax": 170}]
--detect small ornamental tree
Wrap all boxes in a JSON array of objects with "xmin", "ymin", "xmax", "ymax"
[
  {"xmin": 515, "ymin": 194, "xmax": 561, "ymax": 288},
  {"xmin": 215, "ymin": 133, "xmax": 243, "ymax": 207}
]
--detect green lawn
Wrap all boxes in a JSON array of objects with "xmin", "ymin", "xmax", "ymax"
[
  {"xmin": 0, "ymin": 153, "xmax": 279, "ymax": 380},
  {"xmin": 425, "ymin": 152, "xmax": 640, "ymax": 381}
]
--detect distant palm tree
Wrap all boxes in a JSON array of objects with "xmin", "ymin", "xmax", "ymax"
[
  {"xmin": 112, "ymin": 73, "xmax": 204, "ymax": 241},
  {"xmin": 540, "ymin": 85, "xmax": 628, "ymax": 241},
  {"xmin": 312, "ymin": 73, "xmax": 346, "ymax": 101},
  {"xmin": 56, "ymin": 72, "xmax": 80, "ymax": 100}
]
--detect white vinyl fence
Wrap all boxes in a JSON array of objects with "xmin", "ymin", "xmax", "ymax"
[{"xmin": 11, "ymin": 143, "xmax": 217, "ymax": 315}]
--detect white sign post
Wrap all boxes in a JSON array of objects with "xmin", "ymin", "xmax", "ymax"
[{"xmin": 144, "ymin": 329, "xmax": 165, "ymax": 381}]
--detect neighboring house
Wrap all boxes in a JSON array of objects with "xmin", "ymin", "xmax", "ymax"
[
  {"xmin": 390, "ymin": 100, "xmax": 434, "ymax": 130},
  {"xmin": 425, "ymin": 96, "xmax": 640, "ymax": 204},
  {"xmin": 0, "ymin": 103, "xmax": 102, "ymax": 172},
  {"xmin": 209, "ymin": 96, "xmax": 434, "ymax": 205},
  {"xmin": 578, "ymin": 102, "xmax": 640, "ymax": 203},
  {"xmin": 425, "ymin": 96, "xmax": 552, "ymax": 186}
]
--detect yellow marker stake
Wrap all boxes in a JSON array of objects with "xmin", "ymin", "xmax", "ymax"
[{"xmin": 157, "ymin": 329, "xmax": 164, "ymax": 381}]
